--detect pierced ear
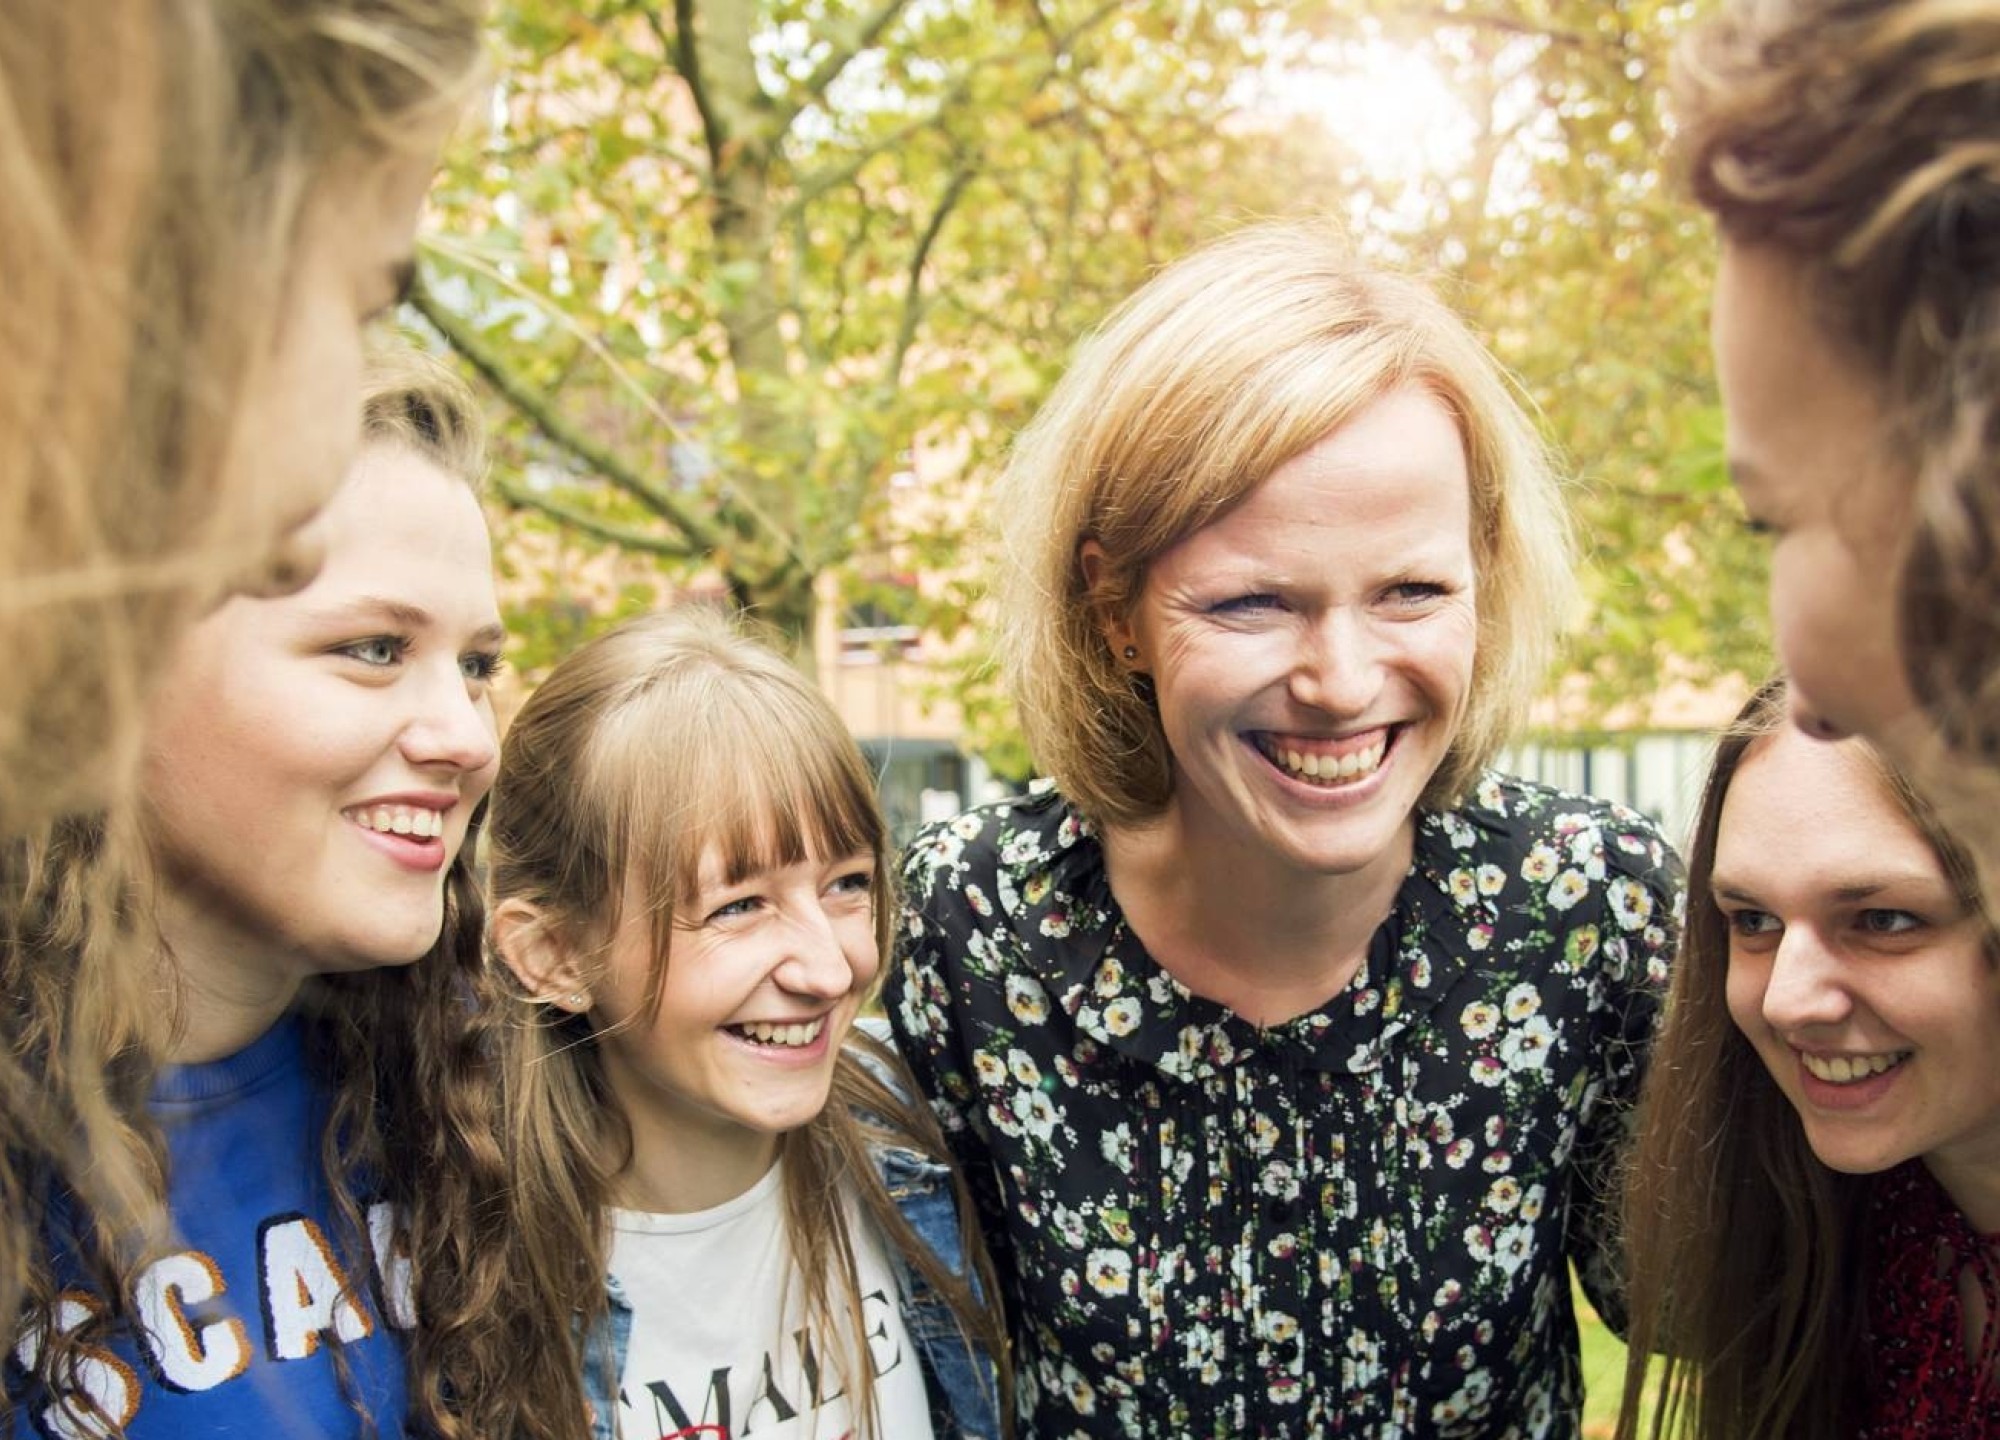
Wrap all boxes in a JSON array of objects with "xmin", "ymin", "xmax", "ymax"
[
  {"xmin": 490, "ymin": 899, "xmax": 593, "ymax": 1013},
  {"xmin": 1078, "ymin": 539, "xmax": 1143, "ymax": 671}
]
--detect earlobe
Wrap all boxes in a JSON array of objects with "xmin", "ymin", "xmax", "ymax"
[
  {"xmin": 490, "ymin": 899, "xmax": 592, "ymax": 1012},
  {"xmin": 1078, "ymin": 539, "xmax": 1143, "ymax": 671}
]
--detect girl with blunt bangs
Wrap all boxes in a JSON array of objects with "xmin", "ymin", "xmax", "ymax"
[
  {"xmin": 485, "ymin": 606, "xmax": 1010, "ymax": 1440},
  {"xmin": 7, "ymin": 347, "xmax": 574, "ymax": 1440},
  {"xmin": 1619, "ymin": 675, "xmax": 2000, "ymax": 1438}
]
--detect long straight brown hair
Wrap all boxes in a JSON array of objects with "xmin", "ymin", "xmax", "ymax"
[
  {"xmin": 1616, "ymin": 674, "xmax": 1989, "ymax": 1439},
  {"xmin": 485, "ymin": 606, "xmax": 1012, "ymax": 1440}
]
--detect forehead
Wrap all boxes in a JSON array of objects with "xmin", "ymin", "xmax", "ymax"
[
  {"xmin": 1716, "ymin": 729, "xmax": 1939, "ymax": 884},
  {"xmin": 1712, "ymin": 245, "xmax": 1891, "ymax": 514},
  {"xmin": 302, "ymin": 444, "xmax": 493, "ymax": 588},
  {"xmin": 623, "ymin": 719, "xmax": 880, "ymax": 896},
  {"xmin": 1173, "ymin": 386, "xmax": 1471, "ymax": 559}
]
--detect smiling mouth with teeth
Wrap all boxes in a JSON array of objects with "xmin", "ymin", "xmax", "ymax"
[
  {"xmin": 730, "ymin": 1017, "xmax": 829, "ymax": 1049},
  {"xmin": 1253, "ymin": 730, "xmax": 1392, "ymax": 787},
  {"xmin": 346, "ymin": 805, "xmax": 447, "ymax": 840},
  {"xmin": 1800, "ymin": 1050, "xmax": 1911, "ymax": 1085}
]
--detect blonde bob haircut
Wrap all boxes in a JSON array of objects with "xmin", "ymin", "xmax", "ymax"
[{"xmin": 997, "ymin": 221, "xmax": 1576, "ymax": 828}]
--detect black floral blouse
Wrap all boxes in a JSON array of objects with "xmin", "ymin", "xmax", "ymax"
[{"xmin": 886, "ymin": 773, "xmax": 1680, "ymax": 1439}]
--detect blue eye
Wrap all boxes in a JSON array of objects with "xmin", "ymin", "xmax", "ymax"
[
  {"xmin": 829, "ymin": 869, "xmax": 875, "ymax": 897},
  {"xmin": 339, "ymin": 636, "xmax": 406, "ymax": 667},
  {"xmin": 461, "ymin": 651, "xmax": 505, "ymax": 684},
  {"xmin": 1211, "ymin": 593, "xmax": 1281, "ymax": 615},
  {"xmin": 1726, "ymin": 908, "xmax": 1781, "ymax": 938},
  {"xmin": 706, "ymin": 895, "xmax": 764, "ymax": 923},
  {"xmin": 1858, "ymin": 909, "xmax": 1922, "ymax": 936},
  {"xmin": 1387, "ymin": 582, "xmax": 1447, "ymax": 605}
]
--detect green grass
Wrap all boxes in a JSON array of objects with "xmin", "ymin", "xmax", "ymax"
[{"xmin": 1577, "ymin": 1286, "xmax": 1629, "ymax": 1439}]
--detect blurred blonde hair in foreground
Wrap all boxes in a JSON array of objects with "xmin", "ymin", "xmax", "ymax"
[
  {"xmin": 0, "ymin": 0, "xmax": 486, "ymax": 1361},
  {"xmin": 0, "ymin": 0, "xmax": 485, "ymax": 832}
]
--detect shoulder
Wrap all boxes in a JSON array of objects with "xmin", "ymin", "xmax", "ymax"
[
  {"xmin": 899, "ymin": 784, "xmax": 1093, "ymax": 896},
  {"xmin": 1431, "ymin": 771, "xmax": 1680, "ymax": 894},
  {"xmin": 1415, "ymin": 773, "xmax": 1682, "ymax": 989},
  {"xmin": 897, "ymin": 784, "xmax": 1113, "ymax": 947},
  {"xmin": 842, "ymin": 1022, "xmax": 957, "ymax": 1183}
]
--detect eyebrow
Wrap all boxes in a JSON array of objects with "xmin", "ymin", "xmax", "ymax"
[
  {"xmin": 302, "ymin": 596, "xmax": 506, "ymax": 647},
  {"xmin": 1712, "ymin": 875, "xmax": 1941, "ymax": 906}
]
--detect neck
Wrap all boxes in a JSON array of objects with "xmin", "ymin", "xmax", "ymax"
[
  {"xmin": 606, "ymin": 1085, "xmax": 782, "ymax": 1215},
  {"xmin": 1926, "ymin": 1152, "xmax": 2000, "ymax": 1236},
  {"xmin": 1101, "ymin": 805, "xmax": 1413, "ymax": 1027},
  {"xmin": 155, "ymin": 885, "xmax": 305, "ymax": 1064}
]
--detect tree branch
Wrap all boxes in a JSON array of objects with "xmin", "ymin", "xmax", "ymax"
[
  {"xmin": 491, "ymin": 473, "xmax": 701, "ymax": 559},
  {"xmin": 661, "ymin": 1, "xmax": 727, "ymax": 171},
  {"xmin": 891, "ymin": 163, "xmax": 974, "ymax": 383},
  {"xmin": 772, "ymin": 0, "xmax": 914, "ymax": 133},
  {"xmin": 409, "ymin": 275, "xmax": 726, "ymax": 556}
]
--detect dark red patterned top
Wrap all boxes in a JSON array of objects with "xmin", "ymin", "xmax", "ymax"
[{"xmin": 1862, "ymin": 1161, "xmax": 2000, "ymax": 1438}]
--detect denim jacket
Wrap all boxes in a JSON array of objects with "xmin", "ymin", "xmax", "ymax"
[{"xmin": 582, "ymin": 1035, "xmax": 1003, "ymax": 1440}]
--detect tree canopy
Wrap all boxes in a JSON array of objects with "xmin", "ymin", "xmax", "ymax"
[{"xmin": 418, "ymin": 0, "xmax": 1762, "ymax": 758}]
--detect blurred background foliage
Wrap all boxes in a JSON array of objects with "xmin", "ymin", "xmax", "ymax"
[{"xmin": 414, "ymin": 0, "xmax": 1760, "ymax": 767}]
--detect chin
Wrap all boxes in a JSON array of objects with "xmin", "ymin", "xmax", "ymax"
[
  {"xmin": 1803, "ymin": 1136, "xmax": 1909, "ymax": 1178},
  {"xmin": 326, "ymin": 925, "xmax": 447, "ymax": 973}
]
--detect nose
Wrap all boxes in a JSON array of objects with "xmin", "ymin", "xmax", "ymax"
[
  {"xmin": 1786, "ymin": 693, "xmax": 1848, "ymax": 742},
  {"xmin": 399, "ymin": 663, "xmax": 499, "ymax": 777},
  {"xmin": 1288, "ymin": 610, "xmax": 1385, "ymax": 717},
  {"xmin": 1760, "ymin": 924, "xmax": 1854, "ymax": 1032},
  {"xmin": 773, "ymin": 901, "xmax": 868, "ymax": 1001}
]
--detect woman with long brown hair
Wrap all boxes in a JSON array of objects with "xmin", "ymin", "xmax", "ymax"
[
  {"xmin": 485, "ymin": 606, "xmax": 1010, "ymax": 1440},
  {"xmin": 1619, "ymin": 675, "xmax": 2000, "ymax": 1437}
]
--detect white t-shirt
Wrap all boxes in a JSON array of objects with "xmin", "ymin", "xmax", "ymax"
[{"xmin": 608, "ymin": 1162, "xmax": 937, "ymax": 1440}]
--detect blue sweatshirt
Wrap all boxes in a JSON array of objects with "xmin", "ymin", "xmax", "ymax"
[{"xmin": 10, "ymin": 1017, "xmax": 410, "ymax": 1439}]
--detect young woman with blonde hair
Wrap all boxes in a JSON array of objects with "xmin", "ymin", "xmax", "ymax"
[
  {"xmin": 7, "ymin": 347, "xmax": 577, "ymax": 1439},
  {"xmin": 486, "ymin": 606, "xmax": 1010, "ymax": 1440},
  {"xmin": 2, "ymin": 0, "xmax": 487, "ymax": 829},
  {"xmin": 1679, "ymin": 0, "xmax": 2000, "ymax": 895},
  {"xmin": 1618, "ymin": 675, "xmax": 2000, "ymax": 1437}
]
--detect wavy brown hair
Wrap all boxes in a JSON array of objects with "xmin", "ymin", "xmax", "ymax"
[
  {"xmin": 1677, "ymin": 0, "xmax": 2000, "ymax": 886},
  {"xmin": 485, "ymin": 606, "xmax": 1012, "ymax": 1440},
  {"xmin": 5, "ymin": 347, "xmax": 561, "ymax": 1440},
  {"xmin": 1615, "ymin": 674, "xmax": 1990, "ymax": 1439}
]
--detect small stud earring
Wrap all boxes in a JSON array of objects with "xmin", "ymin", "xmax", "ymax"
[{"xmin": 1122, "ymin": 645, "xmax": 1138, "ymax": 661}]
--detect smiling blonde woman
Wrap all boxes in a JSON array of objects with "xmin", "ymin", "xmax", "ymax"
[{"xmin": 888, "ymin": 221, "xmax": 1683, "ymax": 1439}]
